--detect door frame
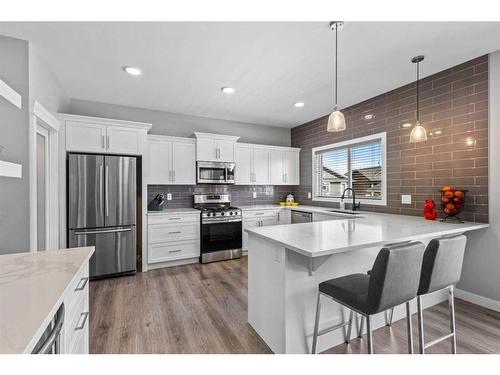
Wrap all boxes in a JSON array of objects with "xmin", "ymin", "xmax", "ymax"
[{"xmin": 30, "ymin": 101, "xmax": 60, "ymax": 251}]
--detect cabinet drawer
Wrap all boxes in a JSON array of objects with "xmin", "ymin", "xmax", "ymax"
[
  {"xmin": 66, "ymin": 263, "xmax": 89, "ymax": 319},
  {"xmin": 66, "ymin": 292, "xmax": 89, "ymax": 351},
  {"xmin": 148, "ymin": 213, "xmax": 200, "ymax": 225},
  {"xmin": 68, "ymin": 326, "xmax": 88, "ymax": 354},
  {"xmin": 148, "ymin": 240, "xmax": 200, "ymax": 263},
  {"xmin": 148, "ymin": 223, "xmax": 199, "ymax": 243},
  {"xmin": 243, "ymin": 210, "xmax": 280, "ymax": 219}
]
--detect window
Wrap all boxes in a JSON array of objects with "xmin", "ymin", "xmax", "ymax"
[{"xmin": 312, "ymin": 132, "xmax": 386, "ymax": 205}]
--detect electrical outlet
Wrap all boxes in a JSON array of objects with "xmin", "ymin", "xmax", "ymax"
[
  {"xmin": 252, "ymin": 192, "xmax": 257, "ymax": 199},
  {"xmin": 307, "ymin": 192, "xmax": 311, "ymax": 199},
  {"xmin": 166, "ymin": 193, "xmax": 172, "ymax": 201},
  {"xmin": 401, "ymin": 194, "xmax": 412, "ymax": 204}
]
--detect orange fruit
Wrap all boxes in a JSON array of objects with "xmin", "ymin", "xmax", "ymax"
[
  {"xmin": 444, "ymin": 208, "xmax": 451, "ymax": 214},
  {"xmin": 442, "ymin": 197, "xmax": 449, "ymax": 203},
  {"xmin": 442, "ymin": 185, "xmax": 452, "ymax": 191},
  {"xmin": 446, "ymin": 202, "xmax": 455, "ymax": 210},
  {"xmin": 444, "ymin": 191, "xmax": 454, "ymax": 199},
  {"xmin": 454, "ymin": 190, "xmax": 464, "ymax": 198}
]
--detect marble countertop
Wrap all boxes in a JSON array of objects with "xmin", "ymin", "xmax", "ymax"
[
  {"xmin": 147, "ymin": 208, "xmax": 200, "ymax": 215},
  {"xmin": 245, "ymin": 210, "xmax": 488, "ymax": 258},
  {"xmin": 0, "ymin": 247, "xmax": 94, "ymax": 354}
]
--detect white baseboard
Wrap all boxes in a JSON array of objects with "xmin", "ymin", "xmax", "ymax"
[{"xmin": 455, "ymin": 288, "xmax": 500, "ymax": 313}]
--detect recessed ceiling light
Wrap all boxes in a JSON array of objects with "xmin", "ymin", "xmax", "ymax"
[
  {"xmin": 123, "ymin": 66, "xmax": 142, "ymax": 76},
  {"xmin": 363, "ymin": 114, "xmax": 374, "ymax": 120},
  {"xmin": 221, "ymin": 87, "xmax": 235, "ymax": 94},
  {"xmin": 294, "ymin": 102, "xmax": 305, "ymax": 108},
  {"xmin": 402, "ymin": 123, "xmax": 412, "ymax": 128}
]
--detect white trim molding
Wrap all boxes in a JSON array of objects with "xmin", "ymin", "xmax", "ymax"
[
  {"xmin": 0, "ymin": 78, "xmax": 22, "ymax": 109},
  {"xmin": 34, "ymin": 101, "xmax": 60, "ymax": 131},
  {"xmin": 455, "ymin": 288, "xmax": 500, "ymax": 313},
  {"xmin": 311, "ymin": 132, "xmax": 387, "ymax": 206}
]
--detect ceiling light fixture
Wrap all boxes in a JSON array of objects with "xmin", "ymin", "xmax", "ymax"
[
  {"xmin": 409, "ymin": 55, "xmax": 428, "ymax": 142},
  {"xmin": 221, "ymin": 87, "xmax": 235, "ymax": 94},
  {"xmin": 327, "ymin": 21, "xmax": 346, "ymax": 132},
  {"xmin": 123, "ymin": 66, "xmax": 142, "ymax": 76},
  {"xmin": 294, "ymin": 102, "xmax": 305, "ymax": 108}
]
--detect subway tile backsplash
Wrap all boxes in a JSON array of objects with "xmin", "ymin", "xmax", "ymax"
[{"xmin": 147, "ymin": 185, "xmax": 294, "ymax": 209}]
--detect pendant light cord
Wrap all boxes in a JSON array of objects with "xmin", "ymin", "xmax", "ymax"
[
  {"xmin": 335, "ymin": 24, "xmax": 338, "ymax": 108},
  {"xmin": 416, "ymin": 61, "xmax": 420, "ymax": 122}
]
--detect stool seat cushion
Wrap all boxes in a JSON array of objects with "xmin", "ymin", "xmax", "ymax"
[{"xmin": 319, "ymin": 274, "xmax": 370, "ymax": 313}]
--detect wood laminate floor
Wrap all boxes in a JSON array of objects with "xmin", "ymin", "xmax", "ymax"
[{"xmin": 90, "ymin": 257, "xmax": 500, "ymax": 354}]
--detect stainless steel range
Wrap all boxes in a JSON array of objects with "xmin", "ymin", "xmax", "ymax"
[{"xmin": 194, "ymin": 194, "xmax": 242, "ymax": 263}]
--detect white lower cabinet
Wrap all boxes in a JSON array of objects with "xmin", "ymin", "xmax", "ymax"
[
  {"xmin": 63, "ymin": 263, "xmax": 90, "ymax": 354},
  {"xmin": 242, "ymin": 209, "xmax": 282, "ymax": 251},
  {"xmin": 147, "ymin": 212, "xmax": 200, "ymax": 265}
]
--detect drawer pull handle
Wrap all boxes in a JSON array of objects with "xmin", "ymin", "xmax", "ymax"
[
  {"xmin": 168, "ymin": 231, "xmax": 182, "ymax": 234},
  {"xmin": 169, "ymin": 249, "xmax": 182, "ymax": 253},
  {"xmin": 254, "ymin": 212, "xmax": 265, "ymax": 215},
  {"xmin": 168, "ymin": 218, "xmax": 182, "ymax": 221},
  {"xmin": 75, "ymin": 312, "xmax": 89, "ymax": 331},
  {"xmin": 75, "ymin": 277, "xmax": 89, "ymax": 291}
]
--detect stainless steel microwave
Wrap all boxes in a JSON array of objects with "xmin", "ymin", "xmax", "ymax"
[{"xmin": 196, "ymin": 161, "xmax": 235, "ymax": 184}]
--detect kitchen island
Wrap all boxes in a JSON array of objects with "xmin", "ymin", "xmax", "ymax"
[
  {"xmin": 245, "ymin": 210, "xmax": 487, "ymax": 354},
  {"xmin": 0, "ymin": 247, "xmax": 94, "ymax": 354}
]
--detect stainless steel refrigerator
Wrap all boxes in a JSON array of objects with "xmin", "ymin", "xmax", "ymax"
[{"xmin": 67, "ymin": 154, "xmax": 137, "ymax": 278}]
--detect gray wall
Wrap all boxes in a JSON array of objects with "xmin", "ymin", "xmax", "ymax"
[
  {"xmin": 0, "ymin": 35, "xmax": 30, "ymax": 254},
  {"xmin": 458, "ymin": 51, "xmax": 500, "ymax": 303},
  {"xmin": 66, "ymin": 99, "xmax": 291, "ymax": 146}
]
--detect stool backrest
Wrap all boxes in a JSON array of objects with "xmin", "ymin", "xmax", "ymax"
[
  {"xmin": 418, "ymin": 234, "xmax": 467, "ymax": 295},
  {"xmin": 368, "ymin": 242, "xmax": 425, "ymax": 314}
]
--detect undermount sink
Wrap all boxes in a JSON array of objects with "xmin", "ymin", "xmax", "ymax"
[{"xmin": 328, "ymin": 209, "xmax": 362, "ymax": 215}]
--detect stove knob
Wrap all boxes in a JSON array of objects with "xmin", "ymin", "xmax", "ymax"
[
  {"xmin": 221, "ymin": 212, "xmax": 225, "ymax": 216},
  {"xmin": 229, "ymin": 211, "xmax": 233, "ymax": 215}
]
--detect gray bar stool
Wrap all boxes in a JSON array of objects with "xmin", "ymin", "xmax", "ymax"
[
  {"xmin": 377, "ymin": 234, "xmax": 467, "ymax": 354},
  {"xmin": 311, "ymin": 242, "xmax": 425, "ymax": 354}
]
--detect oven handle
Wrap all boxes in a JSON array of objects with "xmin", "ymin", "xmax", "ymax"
[{"xmin": 203, "ymin": 218, "xmax": 242, "ymax": 224}]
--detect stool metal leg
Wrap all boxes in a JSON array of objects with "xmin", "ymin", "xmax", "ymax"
[
  {"xmin": 406, "ymin": 301, "xmax": 414, "ymax": 354},
  {"xmin": 366, "ymin": 315, "xmax": 373, "ymax": 354},
  {"xmin": 311, "ymin": 291, "xmax": 321, "ymax": 354},
  {"xmin": 449, "ymin": 286, "xmax": 457, "ymax": 354},
  {"xmin": 358, "ymin": 315, "xmax": 364, "ymax": 338},
  {"xmin": 417, "ymin": 296, "xmax": 425, "ymax": 354},
  {"xmin": 386, "ymin": 307, "xmax": 394, "ymax": 327},
  {"xmin": 345, "ymin": 310, "xmax": 354, "ymax": 343}
]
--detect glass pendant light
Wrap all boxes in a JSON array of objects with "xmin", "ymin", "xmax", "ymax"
[
  {"xmin": 409, "ymin": 55, "xmax": 427, "ymax": 142},
  {"xmin": 327, "ymin": 21, "xmax": 346, "ymax": 132}
]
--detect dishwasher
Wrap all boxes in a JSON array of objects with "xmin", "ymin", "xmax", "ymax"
[{"xmin": 291, "ymin": 210, "xmax": 313, "ymax": 224}]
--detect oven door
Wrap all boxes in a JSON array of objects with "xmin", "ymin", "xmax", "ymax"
[{"xmin": 201, "ymin": 220, "xmax": 242, "ymax": 254}]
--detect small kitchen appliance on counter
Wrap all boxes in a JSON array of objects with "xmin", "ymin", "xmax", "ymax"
[
  {"xmin": 148, "ymin": 193, "xmax": 166, "ymax": 211},
  {"xmin": 194, "ymin": 194, "xmax": 242, "ymax": 263}
]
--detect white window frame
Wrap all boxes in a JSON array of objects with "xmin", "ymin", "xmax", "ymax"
[{"xmin": 311, "ymin": 132, "xmax": 387, "ymax": 206}]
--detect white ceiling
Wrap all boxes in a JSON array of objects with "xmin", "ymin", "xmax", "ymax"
[{"xmin": 1, "ymin": 22, "xmax": 500, "ymax": 128}]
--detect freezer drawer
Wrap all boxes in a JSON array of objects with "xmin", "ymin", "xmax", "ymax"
[{"xmin": 68, "ymin": 226, "xmax": 136, "ymax": 278}]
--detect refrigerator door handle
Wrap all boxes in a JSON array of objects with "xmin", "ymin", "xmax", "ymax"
[
  {"xmin": 74, "ymin": 227, "xmax": 132, "ymax": 235},
  {"xmin": 105, "ymin": 164, "xmax": 109, "ymax": 217},
  {"xmin": 99, "ymin": 164, "xmax": 104, "ymax": 219}
]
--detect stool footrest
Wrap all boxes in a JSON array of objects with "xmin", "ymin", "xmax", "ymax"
[
  {"xmin": 424, "ymin": 332, "xmax": 455, "ymax": 349},
  {"xmin": 317, "ymin": 321, "xmax": 350, "ymax": 337}
]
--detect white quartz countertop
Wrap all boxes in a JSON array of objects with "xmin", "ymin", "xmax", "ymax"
[
  {"xmin": 147, "ymin": 208, "xmax": 200, "ymax": 215},
  {"xmin": 0, "ymin": 247, "xmax": 94, "ymax": 354},
  {"xmin": 245, "ymin": 210, "xmax": 488, "ymax": 258}
]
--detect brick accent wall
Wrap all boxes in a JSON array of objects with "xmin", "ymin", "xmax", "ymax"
[{"xmin": 291, "ymin": 55, "xmax": 489, "ymax": 223}]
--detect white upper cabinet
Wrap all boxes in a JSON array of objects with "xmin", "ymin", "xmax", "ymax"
[
  {"xmin": 61, "ymin": 114, "xmax": 151, "ymax": 155},
  {"xmin": 66, "ymin": 120, "xmax": 107, "ymax": 153},
  {"xmin": 269, "ymin": 148, "xmax": 300, "ymax": 185},
  {"xmin": 147, "ymin": 135, "xmax": 196, "ymax": 185},
  {"xmin": 193, "ymin": 132, "xmax": 240, "ymax": 162},
  {"xmin": 106, "ymin": 125, "xmax": 144, "ymax": 155},
  {"xmin": 235, "ymin": 144, "xmax": 270, "ymax": 185}
]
